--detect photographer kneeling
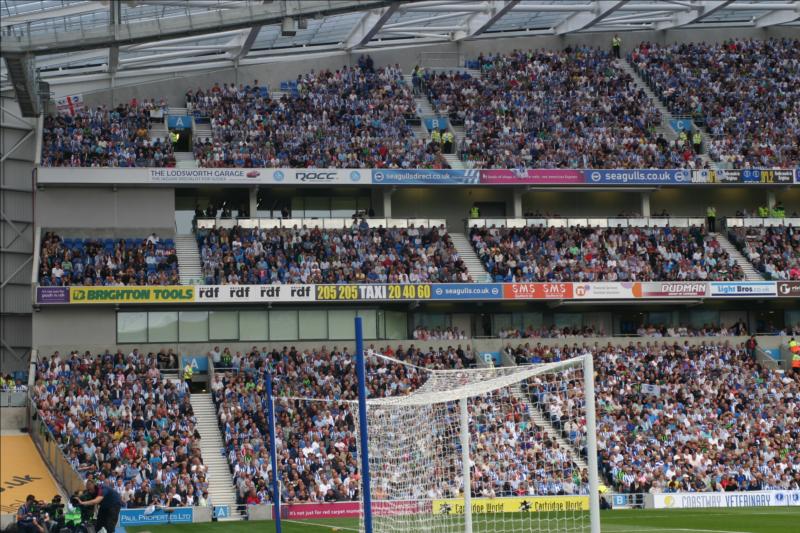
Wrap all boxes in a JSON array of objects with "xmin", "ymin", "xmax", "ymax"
[
  {"xmin": 77, "ymin": 480, "xmax": 122, "ymax": 533},
  {"xmin": 16, "ymin": 495, "xmax": 45, "ymax": 533}
]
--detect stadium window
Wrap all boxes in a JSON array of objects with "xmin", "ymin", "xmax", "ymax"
[
  {"xmin": 331, "ymin": 197, "xmax": 356, "ymax": 218},
  {"xmin": 383, "ymin": 311, "xmax": 408, "ymax": 340},
  {"xmin": 179, "ymin": 311, "xmax": 209, "ymax": 342},
  {"xmin": 298, "ymin": 310, "xmax": 327, "ymax": 340},
  {"xmin": 357, "ymin": 309, "xmax": 378, "ymax": 340},
  {"xmin": 117, "ymin": 312, "xmax": 148, "ymax": 343},
  {"xmin": 328, "ymin": 310, "xmax": 357, "ymax": 340},
  {"xmin": 209, "ymin": 311, "xmax": 238, "ymax": 340},
  {"xmin": 240, "ymin": 310, "xmax": 269, "ymax": 341},
  {"xmin": 148, "ymin": 312, "xmax": 178, "ymax": 343},
  {"xmin": 269, "ymin": 310, "xmax": 298, "ymax": 340}
]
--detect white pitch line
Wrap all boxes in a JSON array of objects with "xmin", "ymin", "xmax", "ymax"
[
  {"xmin": 282, "ymin": 519, "xmax": 361, "ymax": 532},
  {"xmin": 604, "ymin": 528, "xmax": 755, "ymax": 533}
]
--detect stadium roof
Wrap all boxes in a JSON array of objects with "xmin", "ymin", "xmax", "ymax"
[{"xmin": 2, "ymin": 0, "xmax": 799, "ymax": 96}]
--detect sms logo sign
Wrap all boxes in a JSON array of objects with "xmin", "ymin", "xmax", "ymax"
[
  {"xmin": 273, "ymin": 170, "xmax": 285, "ymax": 182},
  {"xmin": 350, "ymin": 171, "xmax": 362, "ymax": 182}
]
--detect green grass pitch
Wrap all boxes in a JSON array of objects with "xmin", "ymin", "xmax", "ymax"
[{"xmin": 126, "ymin": 507, "xmax": 800, "ymax": 533}]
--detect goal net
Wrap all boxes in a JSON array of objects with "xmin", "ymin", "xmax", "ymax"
[{"xmin": 361, "ymin": 353, "xmax": 600, "ymax": 533}]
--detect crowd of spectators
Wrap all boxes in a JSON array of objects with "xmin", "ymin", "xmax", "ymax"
[
  {"xmin": 419, "ymin": 47, "xmax": 701, "ymax": 169},
  {"xmin": 41, "ymin": 100, "xmax": 175, "ymax": 167},
  {"xmin": 188, "ymin": 62, "xmax": 449, "ymax": 169},
  {"xmin": 211, "ymin": 343, "xmax": 478, "ymax": 505},
  {"xmin": 199, "ymin": 224, "xmax": 470, "ymax": 284},
  {"xmin": 0, "ymin": 373, "xmax": 27, "ymax": 392},
  {"xmin": 631, "ymin": 38, "xmax": 800, "ymax": 169},
  {"xmin": 470, "ymin": 225, "xmax": 745, "ymax": 282},
  {"xmin": 39, "ymin": 233, "xmax": 179, "ymax": 286},
  {"xmin": 499, "ymin": 325, "xmax": 608, "ymax": 339},
  {"xmin": 31, "ymin": 349, "xmax": 210, "ymax": 508},
  {"xmin": 411, "ymin": 326, "xmax": 467, "ymax": 340},
  {"xmin": 728, "ymin": 225, "xmax": 800, "ymax": 280},
  {"xmin": 521, "ymin": 341, "xmax": 800, "ymax": 493}
]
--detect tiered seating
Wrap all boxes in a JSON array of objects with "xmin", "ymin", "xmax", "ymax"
[
  {"xmin": 728, "ymin": 225, "xmax": 800, "ymax": 280},
  {"xmin": 39, "ymin": 232, "xmax": 179, "ymax": 286},
  {"xmin": 188, "ymin": 61, "xmax": 449, "ymax": 169},
  {"xmin": 31, "ymin": 350, "xmax": 207, "ymax": 508},
  {"xmin": 631, "ymin": 38, "xmax": 800, "ymax": 168},
  {"xmin": 422, "ymin": 47, "xmax": 699, "ymax": 169},
  {"xmin": 470, "ymin": 225, "xmax": 745, "ymax": 282},
  {"xmin": 198, "ymin": 224, "xmax": 470, "ymax": 284},
  {"xmin": 522, "ymin": 342, "xmax": 800, "ymax": 493},
  {"xmin": 41, "ymin": 102, "xmax": 175, "ymax": 167},
  {"xmin": 212, "ymin": 344, "xmax": 477, "ymax": 504}
]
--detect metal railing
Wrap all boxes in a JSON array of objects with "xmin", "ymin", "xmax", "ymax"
[
  {"xmin": 467, "ymin": 217, "xmax": 707, "ymax": 229},
  {"xmin": 27, "ymin": 395, "xmax": 86, "ymax": 497},
  {"xmin": 197, "ymin": 217, "xmax": 447, "ymax": 230}
]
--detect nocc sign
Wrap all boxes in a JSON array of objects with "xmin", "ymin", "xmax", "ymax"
[{"xmin": 270, "ymin": 170, "xmax": 363, "ymax": 184}]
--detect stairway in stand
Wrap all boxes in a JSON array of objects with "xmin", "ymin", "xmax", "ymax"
[
  {"xmin": 448, "ymin": 232, "xmax": 492, "ymax": 282},
  {"xmin": 175, "ymin": 234, "xmax": 202, "ymax": 285},
  {"xmin": 712, "ymin": 232, "xmax": 765, "ymax": 281},
  {"xmin": 190, "ymin": 393, "xmax": 244, "ymax": 521},
  {"xmin": 617, "ymin": 59, "xmax": 713, "ymax": 168}
]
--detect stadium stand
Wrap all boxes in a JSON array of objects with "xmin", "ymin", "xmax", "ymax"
[
  {"xmin": 727, "ymin": 225, "xmax": 800, "ymax": 280},
  {"xmin": 30, "ymin": 349, "xmax": 207, "ymax": 508},
  {"xmin": 198, "ymin": 224, "xmax": 470, "ymax": 284},
  {"xmin": 469, "ymin": 225, "xmax": 746, "ymax": 282},
  {"xmin": 41, "ymin": 102, "xmax": 175, "ymax": 168},
  {"xmin": 421, "ymin": 47, "xmax": 701, "ymax": 170},
  {"xmin": 38, "ymin": 232, "xmax": 179, "ymax": 286},
  {"xmin": 188, "ymin": 62, "xmax": 451, "ymax": 169},
  {"xmin": 631, "ymin": 38, "xmax": 800, "ymax": 169},
  {"xmin": 520, "ymin": 342, "xmax": 800, "ymax": 493}
]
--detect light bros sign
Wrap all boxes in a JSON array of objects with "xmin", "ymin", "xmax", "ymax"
[
  {"xmin": 709, "ymin": 282, "xmax": 777, "ymax": 297},
  {"xmin": 653, "ymin": 491, "xmax": 800, "ymax": 509}
]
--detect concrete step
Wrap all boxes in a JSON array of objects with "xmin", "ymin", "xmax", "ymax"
[
  {"xmin": 448, "ymin": 232, "xmax": 491, "ymax": 282},
  {"xmin": 175, "ymin": 234, "xmax": 203, "ymax": 285},
  {"xmin": 190, "ymin": 392, "xmax": 245, "ymax": 520},
  {"xmin": 711, "ymin": 232, "xmax": 764, "ymax": 281}
]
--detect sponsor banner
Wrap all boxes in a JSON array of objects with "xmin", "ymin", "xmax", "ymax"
[
  {"xmin": 316, "ymin": 284, "xmax": 433, "ymax": 301},
  {"xmin": 0, "ymin": 435, "xmax": 62, "ymax": 513},
  {"xmin": 280, "ymin": 501, "xmax": 427, "ymax": 520},
  {"xmin": 481, "ymin": 352, "xmax": 501, "ymax": 365},
  {"xmin": 55, "ymin": 94, "xmax": 84, "ymax": 116},
  {"xmin": 150, "ymin": 168, "xmax": 368, "ymax": 185},
  {"xmin": 371, "ymin": 169, "xmax": 480, "ymax": 185},
  {"xmin": 777, "ymin": 281, "xmax": 800, "ymax": 297},
  {"xmin": 640, "ymin": 383, "xmax": 661, "ymax": 396},
  {"xmin": 36, "ymin": 286, "xmax": 70, "ymax": 304},
  {"xmin": 212, "ymin": 505, "xmax": 230, "ymax": 519},
  {"xmin": 167, "ymin": 115, "xmax": 191, "ymax": 129},
  {"xmin": 119, "ymin": 506, "xmax": 193, "ymax": 526},
  {"xmin": 640, "ymin": 282, "xmax": 708, "ymax": 298},
  {"xmin": 431, "ymin": 283, "xmax": 503, "ymax": 300},
  {"xmin": 480, "ymin": 169, "xmax": 585, "ymax": 185},
  {"xmin": 195, "ymin": 285, "xmax": 315, "ymax": 303},
  {"xmin": 709, "ymin": 282, "xmax": 777, "ymax": 297},
  {"xmin": 69, "ymin": 285, "xmax": 195, "ymax": 304},
  {"xmin": 585, "ymin": 169, "xmax": 691, "ymax": 185},
  {"xmin": 573, "ymin": 282, "xmax": 642, "ymax": 299},
  {"xmin": 432, "ymin": 496, "xmax": 589, "ymax": 515},
  {"xmin": 693, "ymin": 169, "xmax": 794, "ymax": 184},
  {"xmin": 653, "ymin": 491, "xmax": 800, "ymax": 509},
  {"xmin": 503, "ymin": 283, "xmax": 573, "ymax": 300}
]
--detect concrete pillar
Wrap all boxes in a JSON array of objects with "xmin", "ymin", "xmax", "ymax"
[
  {"xmin": 382, "ymin": 189, "xmax": 393, "ymax": 218},
  {"xmin": 640, "ymin": 191, "xmax": 651, "ymax": 217},
  {"xmin": 767, "ymin": 190, "xmax": 776, "ymax": 209},
  {"xmin": 513, "ymin": 189, "xmax": 523, "ymax": 218},
  {"xmin": 248, "ymin": 187, "xmax": 258, "ymax": 218}
]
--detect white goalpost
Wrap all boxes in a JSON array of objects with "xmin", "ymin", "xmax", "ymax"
[{"xmin": 358, "ymin": 352, "xmax": 601, "ymax": 533}]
